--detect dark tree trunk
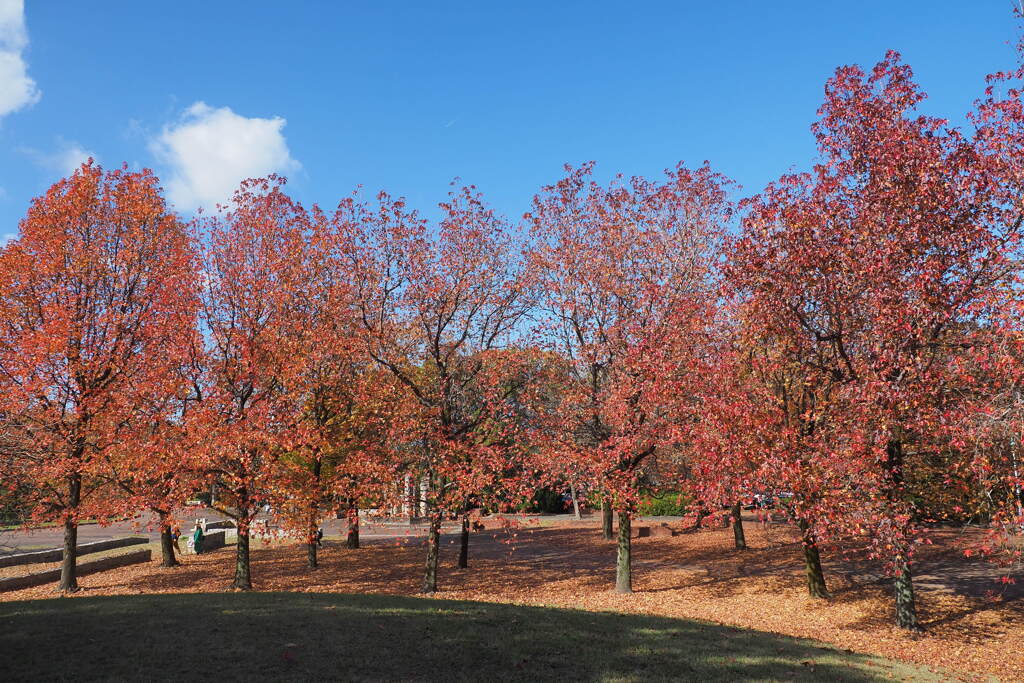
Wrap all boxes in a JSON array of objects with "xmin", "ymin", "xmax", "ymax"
[
  {"xmin": 233, "ymin": 494, "xmax": 252, "ymax": 590},
  {"xmin": 60, "ymin": 518, "xmax": 78, "ymax": 592},
  {"xmin": 731, "ymin": 502, "xmax": 747, "ymax": 550},
  {"xmin": 307, "ymin": 460, "xmax": 322, "ymax": 568},
  {"xmin": 894, "ymin": 550, "xmax": 921, "ymax": 631},
  {"xmin": 796, "ymin": 518, "xmax": 829, "ymax": 598},
  {"xmin": 158, "ymin": 510, "xmax": 179, "ymax": 568},
  {"xmin": 307, "ymin": 504, "xmax": 319, "ymax": 568},
  {"xmin": 615, "ymin": 510, "xmax": 632, "ymax": 593},
  {"xmin": 602, "ymin": 497, "xmax": 614, "ymax": 540},
  {"xmin": 346, "ymin": 504, "xmax": 359, "ymax": 549},
  {"xmin": 422, "ymin": 514, "xmax": 441, "ymax": 593},
  {"xmin": 458, "ymin": 513, "xmax": 469, "ymax": 568},
  {"xmin": 234, "ymin": 528, "xmax": 252, "ymax": 589},
  {"xmin": 59, "ymin": 474, "xmax": 82, "ymax": 592},
  {"xmin": 684, "ymin": 503, "xmax": 710, "ymax": 533},
  {"xmin": 886, "ymin": 439, "xmax": 921, "ymax": 630},
  {"xmin": 569, "ymin": 482, "xmax": 582, "ymax": 520}
]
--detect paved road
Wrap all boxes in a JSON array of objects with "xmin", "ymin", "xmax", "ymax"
[{"xmin": 0, "ymin": 508, "xmax": 471, "ymax": 556}]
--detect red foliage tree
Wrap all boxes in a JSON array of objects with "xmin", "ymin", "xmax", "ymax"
[
  {"xmin": 337, "ymin": 186, "xmax": 534, "ymax": 592},
  {"xmin": 0, "ymin": 162, "xmax": 198, "ymax": 590},
  {"xmin": 731, "ymin": 52, "xmax": 1024, "ymax": 629},
  {"xmin": 527, "ymin": 162, "xmax": 730, "ymax": 593},
  {"xmin": 194, "ymin": 176, "xmax": 309, "ymax": 590}
]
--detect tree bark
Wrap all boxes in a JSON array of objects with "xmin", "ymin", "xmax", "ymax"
[
  {"xmin": 307, "ymin": 504, "xmax": 319, "ymax": 568},
  {"xmin": 684, "ymin": 502, "xmax": 710, "ymax": 533},
  {"xmin": 894, "ymin": 550, "xmax": 921, "ymax": 631},
  {"xmin": 796, "ymin": 517, "xmax": 829, "ymax": 598},
  {"xmin": 570, "ymin": 482, "xmax": 582, "ymax": 520},
  {"xmin": 886, "ymin": 439, "xmax": 921, "ymax": 630},
  {"xmin": 602, "ymin": 497, "xmax": 614, "ymax": 540},
  {"xmin": 234, "ymin": 527, "xmax": 252, "ymax": 589},
  {"xmin": 59, "ymin": 474, "xmax": 81, "ymax": 592},
  {"xmin": 731, "ymin": 502, "xmax": 747, "ymax": 550},
  {"xmin": 158, "ymin": 511, "xmax": 179, "ymax": 568},
  {"xmin": 346, "ymin": 503, "xmax": 359, "ymax": 549},
  {"xmin": 615, "ymin": 510, "xmax": 632, "ymax": 593},
  {"xmin": 422, "ymin": 514, "xmax": 441, "ymax": 593},
  {"xmin": 458, "ymin": 513, "xmax": 469, "ymax": 568},
  {"xmin": 233, "ymin": 494, "xmax": 252, "ymax": 590}
]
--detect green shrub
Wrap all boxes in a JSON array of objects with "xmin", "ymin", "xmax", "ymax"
[
  {"xmin": 637, "ymin": 491, "xmax": 689, "ymax": 516},
  {"xmin": 518, "ymin": 487, "xmax": 567, "ymax": 514}
]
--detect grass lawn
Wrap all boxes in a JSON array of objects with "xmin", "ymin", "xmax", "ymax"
[{"xmin": 0, "ymin": 592, "xmax": 941, "ymax": 682}]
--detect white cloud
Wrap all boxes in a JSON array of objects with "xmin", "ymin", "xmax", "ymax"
[
  {"xmin": 149, "ymin": 102, "xmax": 300, "ymax": 212},
  {"xmin": 53, "ymin": 141, "xmax": 94, "ymax": 174},
  {"xmin": 0, "ymin": 0, "xmax": 40, "ymax": 119},
  {"xmin": 21, "ymin": 138, "xmax": 96, "ymax": 175}
]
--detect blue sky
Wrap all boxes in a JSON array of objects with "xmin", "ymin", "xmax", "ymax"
[{"xmin": 0, "ymin": 1, "xmax": 1020, "ymax": 238}]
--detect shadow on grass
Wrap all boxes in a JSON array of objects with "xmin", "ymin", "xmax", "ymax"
[{"xmin": 0, "ymin": 592, "xmax": 939, "ymax": 682}]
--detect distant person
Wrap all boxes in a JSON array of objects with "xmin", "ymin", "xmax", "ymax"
[
  {"xmin": 172, "ymin": 524, "xmax": 182, "ymax": 552},
  {"xmin": 316, "ymin": 527, "xmax": 324, "ymax": 547},
  {"xmin": 192, "ymin": 524, "xmax": 204, "ymax": 554}
]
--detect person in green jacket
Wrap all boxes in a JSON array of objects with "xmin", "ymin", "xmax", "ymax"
[{"xmin": 192, "ymin": 524, "xmax": 204, "ymax": 554}]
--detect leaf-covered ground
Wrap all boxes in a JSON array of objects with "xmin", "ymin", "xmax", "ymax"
[{"xmin": 1, "ymin": 519, "xmax": 1019, "ymax": 681}]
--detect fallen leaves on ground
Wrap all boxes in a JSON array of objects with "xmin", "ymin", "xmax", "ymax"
[{"xmin": 2, "ymin": 519, "xmax": 1020, "ymax": 681}]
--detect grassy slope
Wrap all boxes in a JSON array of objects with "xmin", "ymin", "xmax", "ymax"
[{"xmin": 0, "ymin": 592, "xmax": 941, "ymax": 682}]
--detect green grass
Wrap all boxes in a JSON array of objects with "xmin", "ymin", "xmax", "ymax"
[{"xmin": 0, "ymin": 593, "xmax": 942, "ymax": 682}]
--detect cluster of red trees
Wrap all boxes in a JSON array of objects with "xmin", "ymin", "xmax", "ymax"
[{"xmin": 2, "ymin": 47, "xmax": 1024, "ymax": 631}]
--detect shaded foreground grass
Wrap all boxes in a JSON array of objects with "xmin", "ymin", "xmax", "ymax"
[{"xmin": 0, "ymin": 592, "xmax": 941, "ymax": 682}]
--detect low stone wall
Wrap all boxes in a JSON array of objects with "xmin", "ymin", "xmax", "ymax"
[
  {"xmin": 0, "ymin": 536, "xmax": 149, "ymax": 569},
  {"xmin": 0, "ymin": 548, "xmax": 152, "ymax": 592},
  {"xmin": 202, "ymin": 530, "xmax": 226, "ymax": 551}
]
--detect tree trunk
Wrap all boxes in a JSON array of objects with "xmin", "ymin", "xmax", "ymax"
[
  {"xmin": 894, "ymin": 549, "xmax": 921, "ymax": 631},
  {"xmin": 731, "ymin": 502, "xmax": 747, "ymax": 550},
  {"xmin": 233, "ymin": 494, "xmax": 252, "ymax": 590},
  {"xmin": 615, "ymin": 510, "xmax": 632, "ymax": 593},
  {"xmin": 684, "ymin": 503, "xmax": 710, "ymax": 533},
  {"xmin": 307, "ymin": 503, "xmax": 319, "ymax": 568},
  {"xmin": 422, "ymin": 514, "xmax": 441, "ymax": 593},
  {"xmin": 346, "ymin": 503, "xmax": 359, "ymax": 549},
  {"xmin": 602, "ymin": 497, "xmax": 614, "ymax": 540},
  {"xmin": 59, "ymin": 474, "xmax": 81, "ymax": 592},
  {"xmin": 796, "ymin": 518, "xmax": 829, "ymax": 598},
  {"xmin": 405, "ymin": 474, "xmax": 415, "ymax": 524},
  {"xmin": 570, "ymin": 482, "xmax": 582, "ymax": 520},
  {"xmin": 158, "ymin": 511, "xmax": 178, "ymax": 568},
  {"xmin": 458, "ymin": 513, "xmax": 469, "ymax": 568},
  {"xmin": 887, "ymin": 439, "xmax": 920, "ymax": 630},
  {"xmin": 234, "ymin": 528, "xmax": 252, "ymax": 589},
  {"xmin": 60, "ymin": 518, "xmax": 78, "ymax": 592}
]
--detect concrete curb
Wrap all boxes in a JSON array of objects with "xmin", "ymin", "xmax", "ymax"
[
  {"xmin": 0, "ymin": 548, "xmax": 153, "ymax": 592},
  {"xmin": 0, "ymin": 537, "xmax": 149, "ymax": 569}
]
